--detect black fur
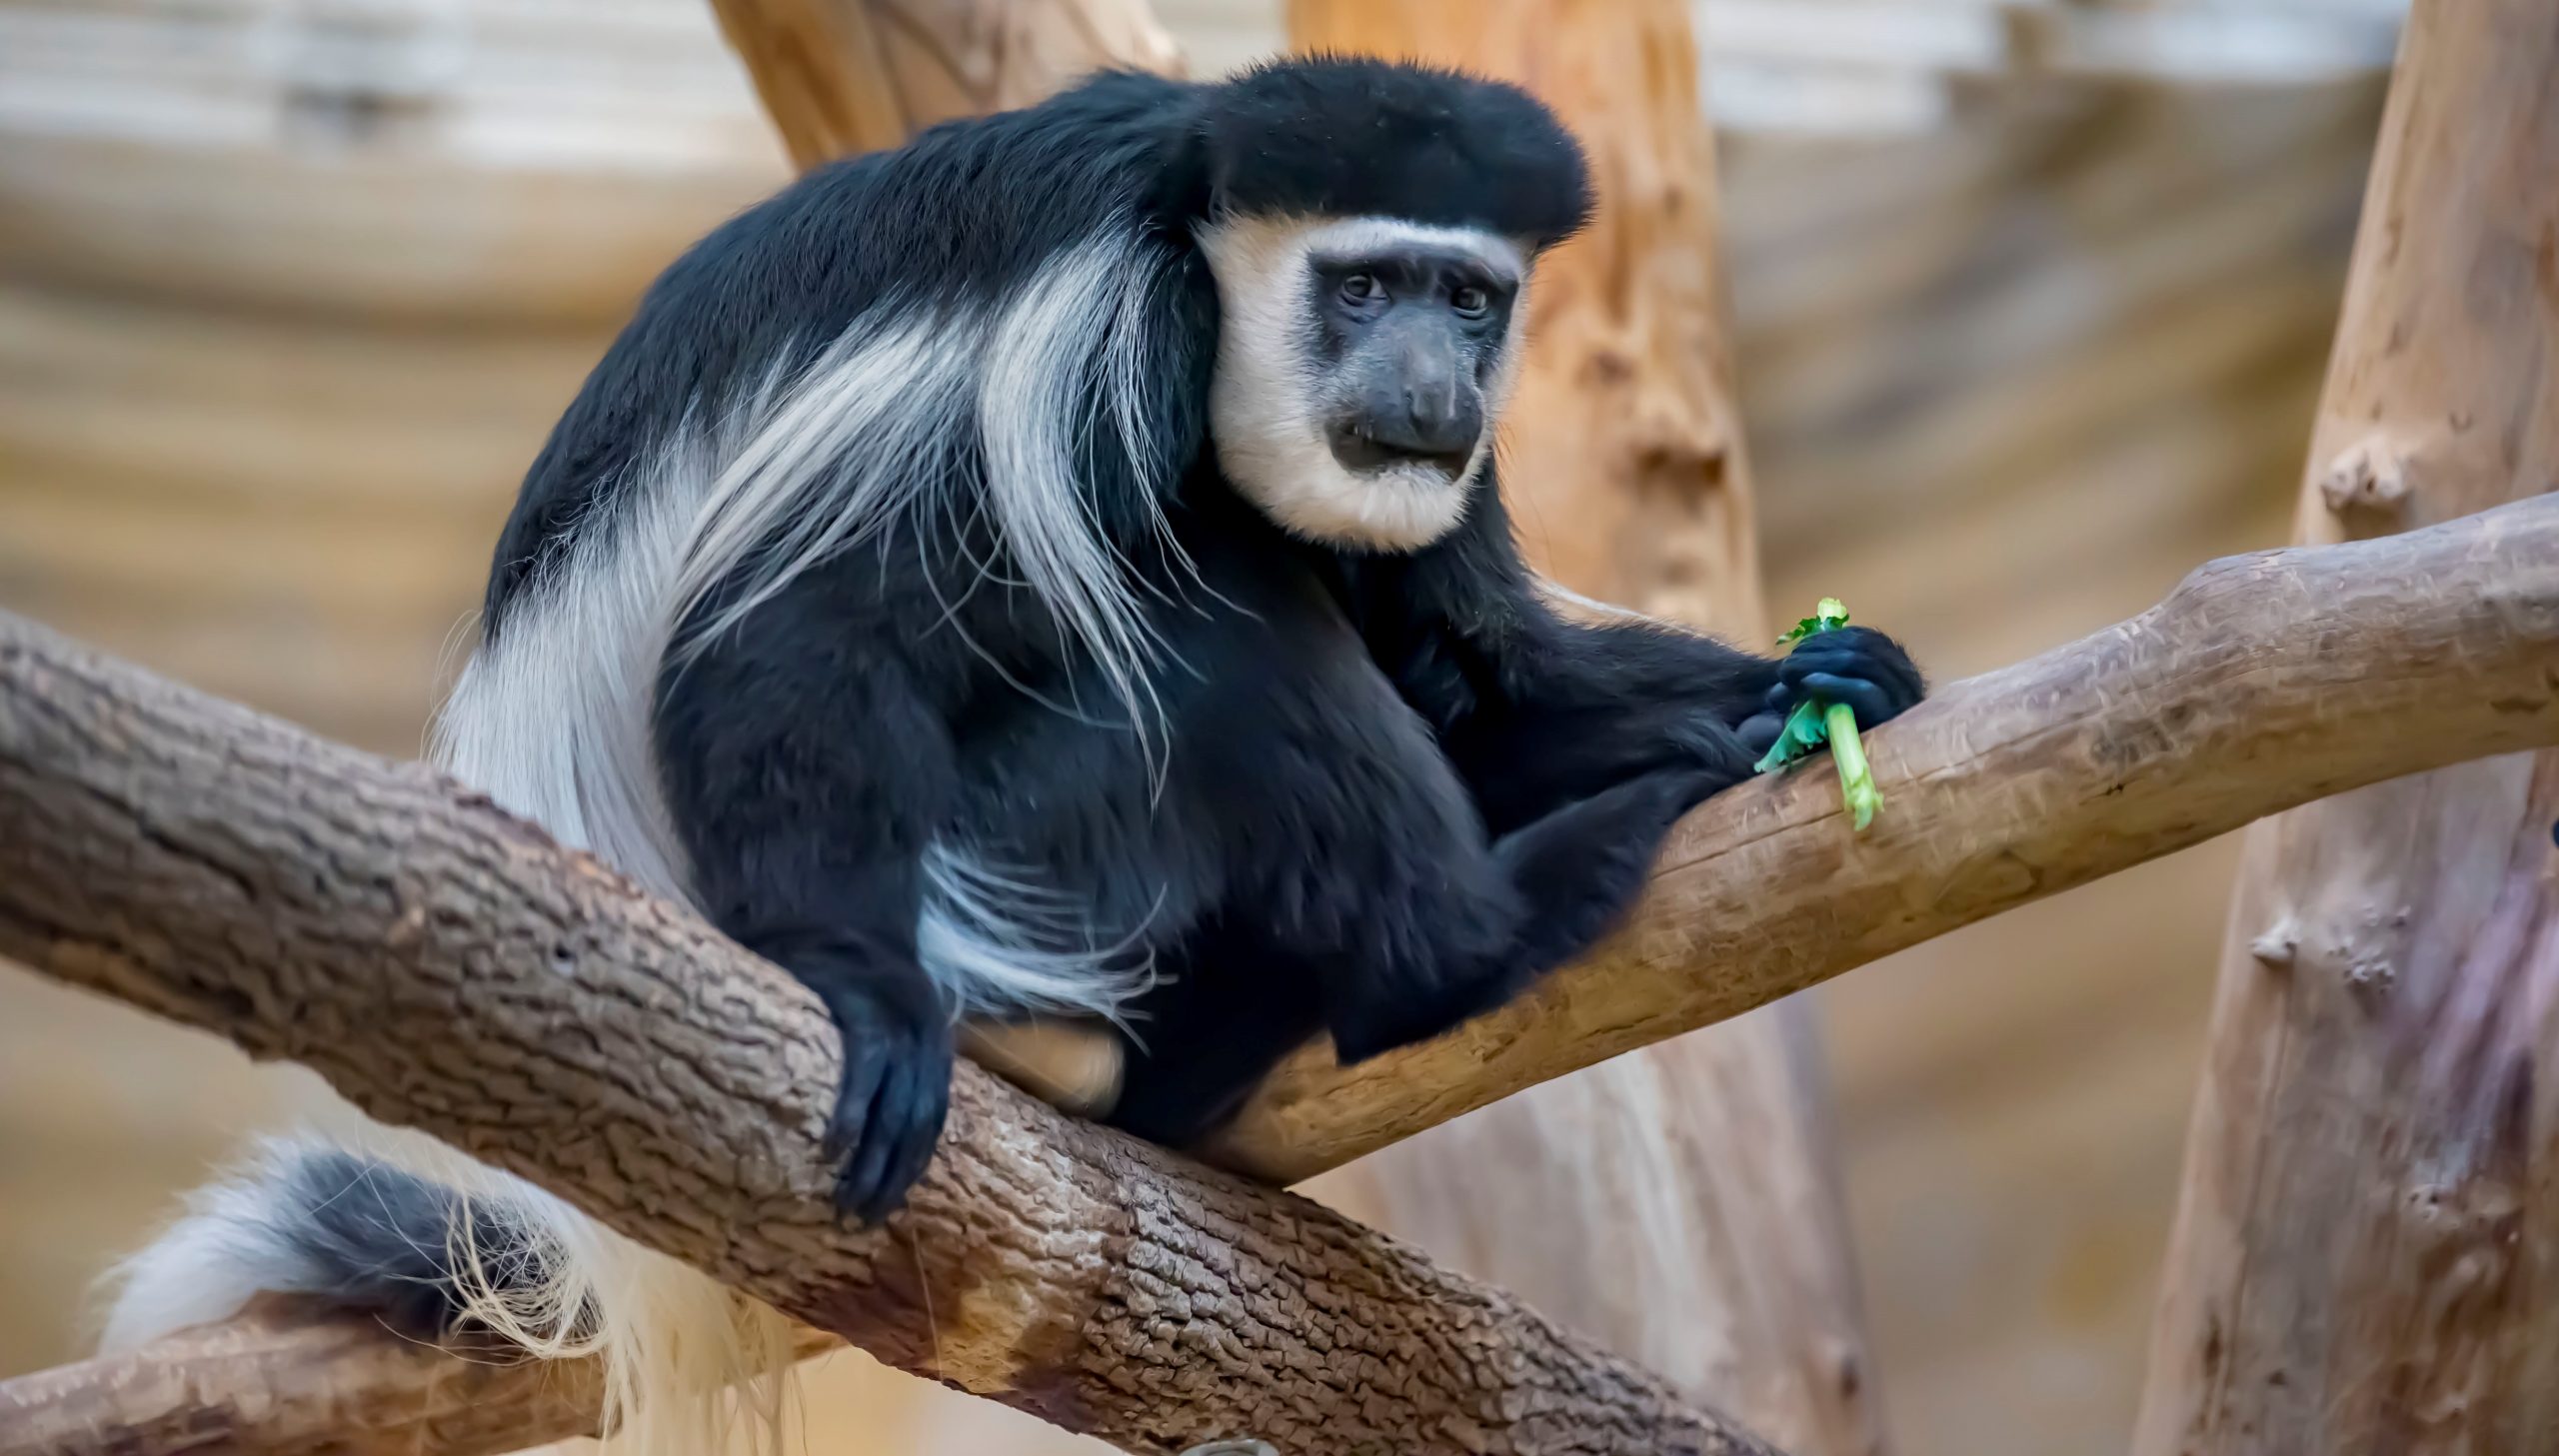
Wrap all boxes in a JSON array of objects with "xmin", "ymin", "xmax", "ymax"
[
  {"xmin": 479, "ymin": 59, "xmax": 1922, "ymax": 1217},
  {"xmin": 254, "ymin": 1150, "xmax": 553, "ymax": 1342},
  {"xmin": 1195, "ymin": 56, "xmax": 1592, "ymax": 246}
]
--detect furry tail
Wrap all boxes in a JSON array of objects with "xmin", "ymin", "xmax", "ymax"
[{"xmin": 101, "ymin": 1124, "xmax": 803, "ymax": 1456}]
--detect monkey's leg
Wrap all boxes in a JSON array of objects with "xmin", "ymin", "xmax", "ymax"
[
  {"xmin": 1316, "ymin": 758, "xmax": 1740, "ymax": 1074},
  {"xmin": 1146, "ymin": 641, "xmax": 1534, "ymax": 1080},
  {"xmin": 1098, "ymin": 732, "xmax": 1711, "ymax": 1147},
  {"xmin": 1105, "ymin": 936, "xmax": 1325, "ymax": 1148}
]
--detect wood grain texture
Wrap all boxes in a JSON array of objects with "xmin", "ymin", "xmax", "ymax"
[
  {"xmin": 1209, "ymin": 493, "xmax": 2559, "ymax": 1181},
  {"xmin": 2133, "ymin": 4, "xmax": 2559, "ymax": 1452},
  {"xmin": 705, "ymin": 0, "xmax": 1181, "ymax": 167},
  {"xmin": 0, "ymin": 609, "xmax": 1775, "ymax": 1456},
  {"xmin": 1279, "ymin": 5, "xmax": 1882, "ymax": 1452}
]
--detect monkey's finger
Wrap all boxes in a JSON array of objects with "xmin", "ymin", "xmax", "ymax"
[
  {"xmin": 843, "ymin": 1040, "xmax": 951, "ymax": 1222},
  {"xmin": 1793, "ymin": 672, "xmax": 1893, "ymax": 727},
  {"xmin": 1736, "ymin": 711, "xmax": 1784, "ymax": 754},
  {"xmin": 876, "ymin": 1065, "xmax": 949, "ymax": 1223},
  {"xmin": 823, "ymin": 1043, "xmax": 888, "ymax": 1168},
  {"xmin": 1786, "ymin": 635, "xmax": 1923, "ymax": 704},
  {"xmin": 1784, "ymin": 653, "xmax": 1916, "ymax": 715},
  {"xmin": 839, "ymin": 1078, "xmax": 907, "ymax": 1223}
]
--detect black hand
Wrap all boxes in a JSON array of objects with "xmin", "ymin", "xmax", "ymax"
[
  {"xmin": 1764, "ymin": 625, "xmax": 1924, "ymax": 729},
  {"xmin": 806, "ymin": 970, "xmax": 954, "ymax": 1223}
]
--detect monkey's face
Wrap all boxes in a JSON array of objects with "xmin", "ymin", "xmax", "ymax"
[{"xmin": 1200, "ymin": 215, "xmax": 1528, "ymax": 553}]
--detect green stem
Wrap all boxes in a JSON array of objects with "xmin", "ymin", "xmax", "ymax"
[{"xmin": 1825, "ymin": 701, "xmax": 1879, "ymax": 832}]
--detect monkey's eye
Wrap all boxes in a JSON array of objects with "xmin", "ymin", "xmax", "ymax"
[
  {"xmin": 1450, "ymin": 284, "xmax": 1491, "ymax": 318},
  {"xmin": 1337, "ymin": 273, "xmax": 1383, "ymax": 306}
]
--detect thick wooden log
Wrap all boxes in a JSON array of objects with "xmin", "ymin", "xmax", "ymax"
[
  {"xmin": 2132, "ymin": 4, "xmax": 2559, "ymax": 1452},
  {"xmin": 0, "ymin": 609, "xmax": 1776, "ymax": 1456},
  {"xmin": 1280, "ymin": 4, "xmax": 1883, "ymax": 1451},
  {"xmin": 1207, "ymin": 492, "xmax": 2559, "ymax": 1181}
]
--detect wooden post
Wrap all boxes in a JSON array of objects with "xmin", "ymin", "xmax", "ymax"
[
  {"xmin": 705, "ymin": 0, "xmax": 1181, "ymax": 165},
  {"xmin": 1283, "ymin": 5, "xmax": 1883, "ymax": 1452},
  {"xmin": 2134, "ymin": 3, "xmax": 2559, "ymax": 1451}
]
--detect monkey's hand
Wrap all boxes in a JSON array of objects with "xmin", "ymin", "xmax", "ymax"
[
  {"xmin": 1737, "ymin": 625, "xmax": 1924, "ymax": 755},
  {"xmin": 786, "ymin": 950, "xmax": 955, "ymax": 1222}
]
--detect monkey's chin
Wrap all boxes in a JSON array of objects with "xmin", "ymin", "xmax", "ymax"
[{"xmin": 1256, "ymin": 455, "xmax": 1480, "ymax": 553}]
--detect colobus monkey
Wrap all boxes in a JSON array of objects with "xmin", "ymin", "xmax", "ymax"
[{"xmin": 102, "ymin": 56, "xmax": 1922, "ymax": 1454}]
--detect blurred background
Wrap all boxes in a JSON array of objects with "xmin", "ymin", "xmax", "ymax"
[{"xmin": 0, "ymin": 2, "xmax": 2402, "ymax": 1453}]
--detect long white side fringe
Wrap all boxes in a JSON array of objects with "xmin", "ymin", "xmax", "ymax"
[{"xmin": 103, "ymin": 225, "xmax": 1187, "ymax": 1456}]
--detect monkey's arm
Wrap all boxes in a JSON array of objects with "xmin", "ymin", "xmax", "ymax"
[
  {"xmin": 653, "ymin": 606, "xmax": 956, "ymax": 1222},
  {"xmin": 1370, "ymin": 493, "xmax": 1923, "ymax": 832}
]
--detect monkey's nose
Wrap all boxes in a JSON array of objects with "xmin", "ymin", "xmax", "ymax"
[
  {"xmin": 1363, "ymin": 381, "xmax": 1479, "ymax": 460},
  {"xmin": 1400, "ymin": 385, "xmax": 1480, "ymax": 456}
]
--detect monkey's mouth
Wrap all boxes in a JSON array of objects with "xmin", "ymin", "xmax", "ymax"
[{"xmin": 1325, "ymin": 424, "xmax": 1475, "ymax": 482}]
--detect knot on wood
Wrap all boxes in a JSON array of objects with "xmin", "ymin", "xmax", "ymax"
[
  {"xmin": 1624, "ymin": 405, "xmax": 1734, "ymax": 495},
  {"xmin": 2249, "ymin": 918, "xmax": 2300, "ymax": 970},
  {"xmin": 2318, "ymin": 437, "xmax": 2415, "ymax": 521},
  {"xmin": 1581, "ymin": 346, "xmax": 1638, "ymax": 386}
]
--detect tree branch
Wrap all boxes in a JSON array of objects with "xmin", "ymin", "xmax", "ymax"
[
  {"xmin": 4, "ymin": 495, "xmax": 2555, "ymax": 1455},
  {"xmin": 0, "ymin": 1303, "xmax": 587, "ymax": 1456},
  {"xmin": 0, "ymin": 608, "xmax": 1773, "ymax": 1456},
  {"xmin": 1207, "ymin": 492, "xmax": 2559, "ymax": 1182},
  {"xmin": 0, "ymin": 1299, "xmax": 824, "ymax": 1456}
]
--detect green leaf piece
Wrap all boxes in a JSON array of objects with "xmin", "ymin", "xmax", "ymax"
[{"xmin": 1776, "ymin": 597, "xmax": 1851, "ymax": 648}]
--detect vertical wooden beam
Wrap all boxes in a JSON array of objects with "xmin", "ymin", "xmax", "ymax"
[
  {"xmin": 2134, "ymin": 4, "xmax": 2559, "ymax": 1451},
  {"xmin": 1284, "ymin": 5, "xmax": 1886, "ymax": 1453},
  {"xmin": 706, "ymin": 0, "xmax": 1182, "ymax": 166}
]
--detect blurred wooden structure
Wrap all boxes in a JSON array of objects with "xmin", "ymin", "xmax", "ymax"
[
  {"xmin": 2139, "ymin": 4, "xmax": 2559, "ymax": 1449},
  {"xmin": 0, "ymin": 2, "xmax": 2393, "ymax": 1454}
]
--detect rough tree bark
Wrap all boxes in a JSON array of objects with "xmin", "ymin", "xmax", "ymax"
[
  {"xmin": 6, "ymin": 495, "xmax": 2558, "ymax": 1455},
  {"xmin": 1280, "ymin": 5, "xmax": 1883, "ymax": 1451},
  {"xmin": 2133, "ymin": 4, "xmax": 2559, "ymax": 1452},
  {"xmin": 0, "ymin": 609, "xmax": 1778, "ymax": 1456}
]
